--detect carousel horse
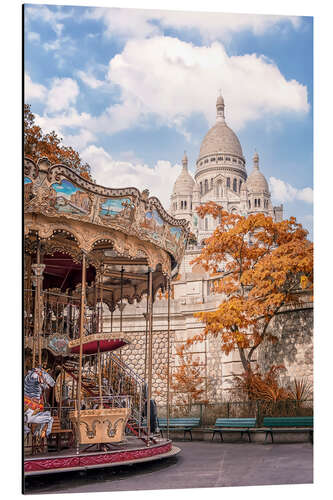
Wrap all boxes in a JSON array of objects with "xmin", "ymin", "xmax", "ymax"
[{"xmin": 24, "ymin": 366, "xmax": 55, "ymax": 438}]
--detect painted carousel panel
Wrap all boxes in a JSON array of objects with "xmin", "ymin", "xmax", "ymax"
[
  {"xmin": 141, "ymin": 209, "xmax": 165, "ymax": 243},
  {"xmin": 99, "ymin": 197, "xmax": 135, "ymax": 219},
  {"xmin": 51, "ymin": 179, "xmax": 92, "ymax": 216},
  {"xmin": 70, "ymin": 407, "xmax": 130, "ymax": 444}
]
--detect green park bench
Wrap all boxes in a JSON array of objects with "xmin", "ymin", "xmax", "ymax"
[
  {"xmin": 158, "ymin": 418, "xmax": 201, "ymax": 441},
  {"xmin": 261, "ymin": 416, "xmax": 313, "ymax": 443},
  {"xmin": 208, "ymin": 418, "xmax": 257, "ymax": 442}
]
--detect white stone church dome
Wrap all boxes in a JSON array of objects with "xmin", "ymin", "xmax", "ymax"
[
  {"xmin": 199, "ymin": 121, "xmax": 243, "ymax": 158},
  {"xmin": 198, "ymin": 96, "xmax": 244, "ymax": 159},
  {"xmin": 172, "ymin": 152, "xmax": 195, "ymax": 194},
  {"xmin": 246, "ymin": 152, "xmax": 269, "ymax": 193}
]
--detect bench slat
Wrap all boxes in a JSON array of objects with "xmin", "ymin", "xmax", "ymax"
[
  {"xmin": 263, "ymin": 417, "xmax": 313, "ymax": 427},
  {"xmin": 214, "ymin": 418, "xmax": 256, "ymax": 428}
]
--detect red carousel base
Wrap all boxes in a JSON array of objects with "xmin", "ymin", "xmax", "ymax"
[{"xmin": 24, "ymin": 438, "xmax": 180, "ymax": 476}]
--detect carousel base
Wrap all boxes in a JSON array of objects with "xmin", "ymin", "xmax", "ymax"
[{"xmin": 24, "ymin": 437, "xmax": 180, "ymax": 476}]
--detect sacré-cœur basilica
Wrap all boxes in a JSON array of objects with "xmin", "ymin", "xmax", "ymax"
[{"xmin": 108, "ymin": 95, "xmax": 313, "ymax": 406}]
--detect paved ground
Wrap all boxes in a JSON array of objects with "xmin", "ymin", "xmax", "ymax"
[{"xmin": 24, "ymin": 440, "xmax": 313, "ymax": 495}]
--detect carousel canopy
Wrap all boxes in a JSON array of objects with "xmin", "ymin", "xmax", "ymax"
[
  {"xmin": 24, "ymin": 157, "xmax": 190, "ymax": 306},
  {"xmin": 68, "ymin": 333, "xmax": 129, "ymax": 355}
]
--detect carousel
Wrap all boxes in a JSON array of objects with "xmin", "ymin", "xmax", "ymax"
[{"xmin": 23, "ymin": 157, "xmax": 189, "ymax": 476}]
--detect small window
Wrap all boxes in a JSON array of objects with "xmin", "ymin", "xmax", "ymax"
[
  {"xmin": 210, "ymin": 178, "xmax": 213, "ymax": 189},
  {"xmin": 226, "ymin": 157, "xmax": 231, "ymax": 161},
  {"xmin": 239, "ymin": 180, "xmax": 242, "ymax": 192},
  {"xmin": 218, "ymin": 156, "xmax": 223, "ymax": 161},
  {"xmin": 227, "ymin": 177, "xmax": 230, "ymax": 188},
  {"xmin": 211, "ymin": 157, "xmax": 215, "ymax": 162},
  {"xmin": 232, "ymin": 158, "xmax": 237, "ymax": 163},
  {"xmin": 204, "ymin": 159, "xmax": 209, "ymax": 164},
  {"xmin": 184, "ymin": 200, "xmax": 187, "ymax": 209},
  {"xmin": 205, "ymin": 179, "xmax": 208, "ymax": 193},
  {"xmin": 258, "ymin": 199, "xmax": 260, "ymax": 207},
  {"xmin": 254, "ymin": 199, "xmax": 257, "ymax": 208},
  {"xmin": 181, "ymin": 201, "xmax": 183, "ymax": 209},
  {"xmin": 238, "ymin": 160, "xmax": 242, "ymax": 165},
  {"xmin": 233, "ymin": 178, "xmax": 237, "ymax": 192},
  {"xmin": 200, "ymin": 182, "xmax": 203, "ymax": 195},
  {"xmin": 205, "ymin": 218, "xmax": 208, "ymax": 231},
  {"xmin": 248, "ymin": 200, "xmax": 251, "ymax": 209}
]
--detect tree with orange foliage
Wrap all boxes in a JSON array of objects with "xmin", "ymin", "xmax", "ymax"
[
  {"xmin": 189, "ymin": 202, "xmax": 313, "ymax": 374},
  {"xmin": 24, "ymin": 104, "xmax": 93, "ymax": 180},
  {"xmin": 169, "ymin": 344, "xmax": 206, "ymax": 410}
]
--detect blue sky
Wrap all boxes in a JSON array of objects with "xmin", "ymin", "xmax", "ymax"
[{"xmin": 24, "ymin": 4, "xmax": 313, "ymax": 238}]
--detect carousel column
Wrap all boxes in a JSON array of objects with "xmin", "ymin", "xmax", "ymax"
[
  {"xmin": 98, "ymin": 264, "xmax": 105, "ymax": 408},
  {"xmin": 167, "ymin": 276, "xmax": 171, "ymax": 440},
  {"xmin": 143, "ymin": 270, "xmax": 149, "ymax": 382},
  {"xmin": 146, "ymin": 267, "xmax": 153, "ymax": 446},
  {"xmin": 76, "ymin": 251, "xmax": 87, "ymax": 455},
  {"xmin": 118, "ymin": 266, "xmax": 125, "ymax": 360},
  {"xmin": 31, "ymin": 240, "xmax": 46, "ymax": 368},
  {"xmin": 24, "ymin": 254, "xmax": 32, "ymax": 341}
]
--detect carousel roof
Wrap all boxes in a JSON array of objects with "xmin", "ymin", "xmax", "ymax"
[{"xmin": 24, "ymin": 156, "xmax": 190, "ymax": 306}]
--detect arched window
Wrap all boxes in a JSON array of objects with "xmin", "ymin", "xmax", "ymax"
[
  {"xmin": 205, "ymin": 179, "xmax": 208, "ymax": 193},
  {"xmin": 181, "ymin": 201, "xmax": 183, "ymax": 209},
  {"xmin": 258, "ymin": 199, "xmax": 260, "ymax": 207},
  {"xmin": 184, "ymin": 200, "xmax": 187, "ymax": 209},
  {"xmin": 200, "ymin": 182, "xmax": 203, "ymax": 195},
  {"xmin": 254, "ymin": 199, "xmax": 257, "ymax": 207},
  {"xmin": 233, "ymin": 178, "xmax": 237, "ymax": 192},
  {"xmin": 239, "ymin": 180, "xmax": 242, "ymax": 192},
  {"xmin": 217, "ymin": 180, "xmax": 223, "ymax": 197},
  {"xmin": 248, "ymin": 200, "xmax": 251, "ymax": 208},
  {"xmin": 227, "ymin": 177, "xmax": 230, "ymax": 188},
  {"xmin": 205, "ymin": 217, "xmax": 208, "ymax": 231}
]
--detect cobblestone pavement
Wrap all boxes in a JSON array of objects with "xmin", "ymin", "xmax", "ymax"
[{"xmin": 24, "ymin": 441, "xmax": 313, "ymax": 494}]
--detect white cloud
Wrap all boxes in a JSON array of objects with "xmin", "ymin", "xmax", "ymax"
[
  {"xmin": 24, "ymin": 73, "xmax": 47, "ymax": 102},
  {"xmin": 85, "ymin": 8, "xmax": 301, "ymax": 43},
  {"xmin": 297, "ymin": 187, "xmax": 313, "ymax": 204},
  {"xmin": 46, "ymin": 78, "xmax": 79, "ymax": 113},
  {"xmin": 269, "ymin": 177, "xmax": 313, "ymax": 204},
  {"xmin": 29, "ymin": 36, "xmax": 309, "ymax": 150},
  {"xmin": 27, "ymin": 32, "xmax": 40, "ymax": 43},
  {"xmin": 62, "ymin": 129, "xmax": 97, "ymax": 150},
  {"xmin": 77, "ymin": 70, "xmax": 104, "ymax": 89},
  {"xmin": 158, "ymin": 11, "xmax": 301, "ymax": 43},
  {"xmin": 84, "ymin": 7, "xmax": 160, "ymax": 40},
  {"xmin": 81, "ymin": 144, "xmax": 182, "ymax": 208},
  {"xmin": 26, "ymin": 5, "xmax": 73, "ymax": 36},
  {"xmin": 34, "ymin": 108, "xmax": 92, "ymax": 138},
  {"xmin": 104, "ymin": 36, "xmax": 309, "ymax": 132}
]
